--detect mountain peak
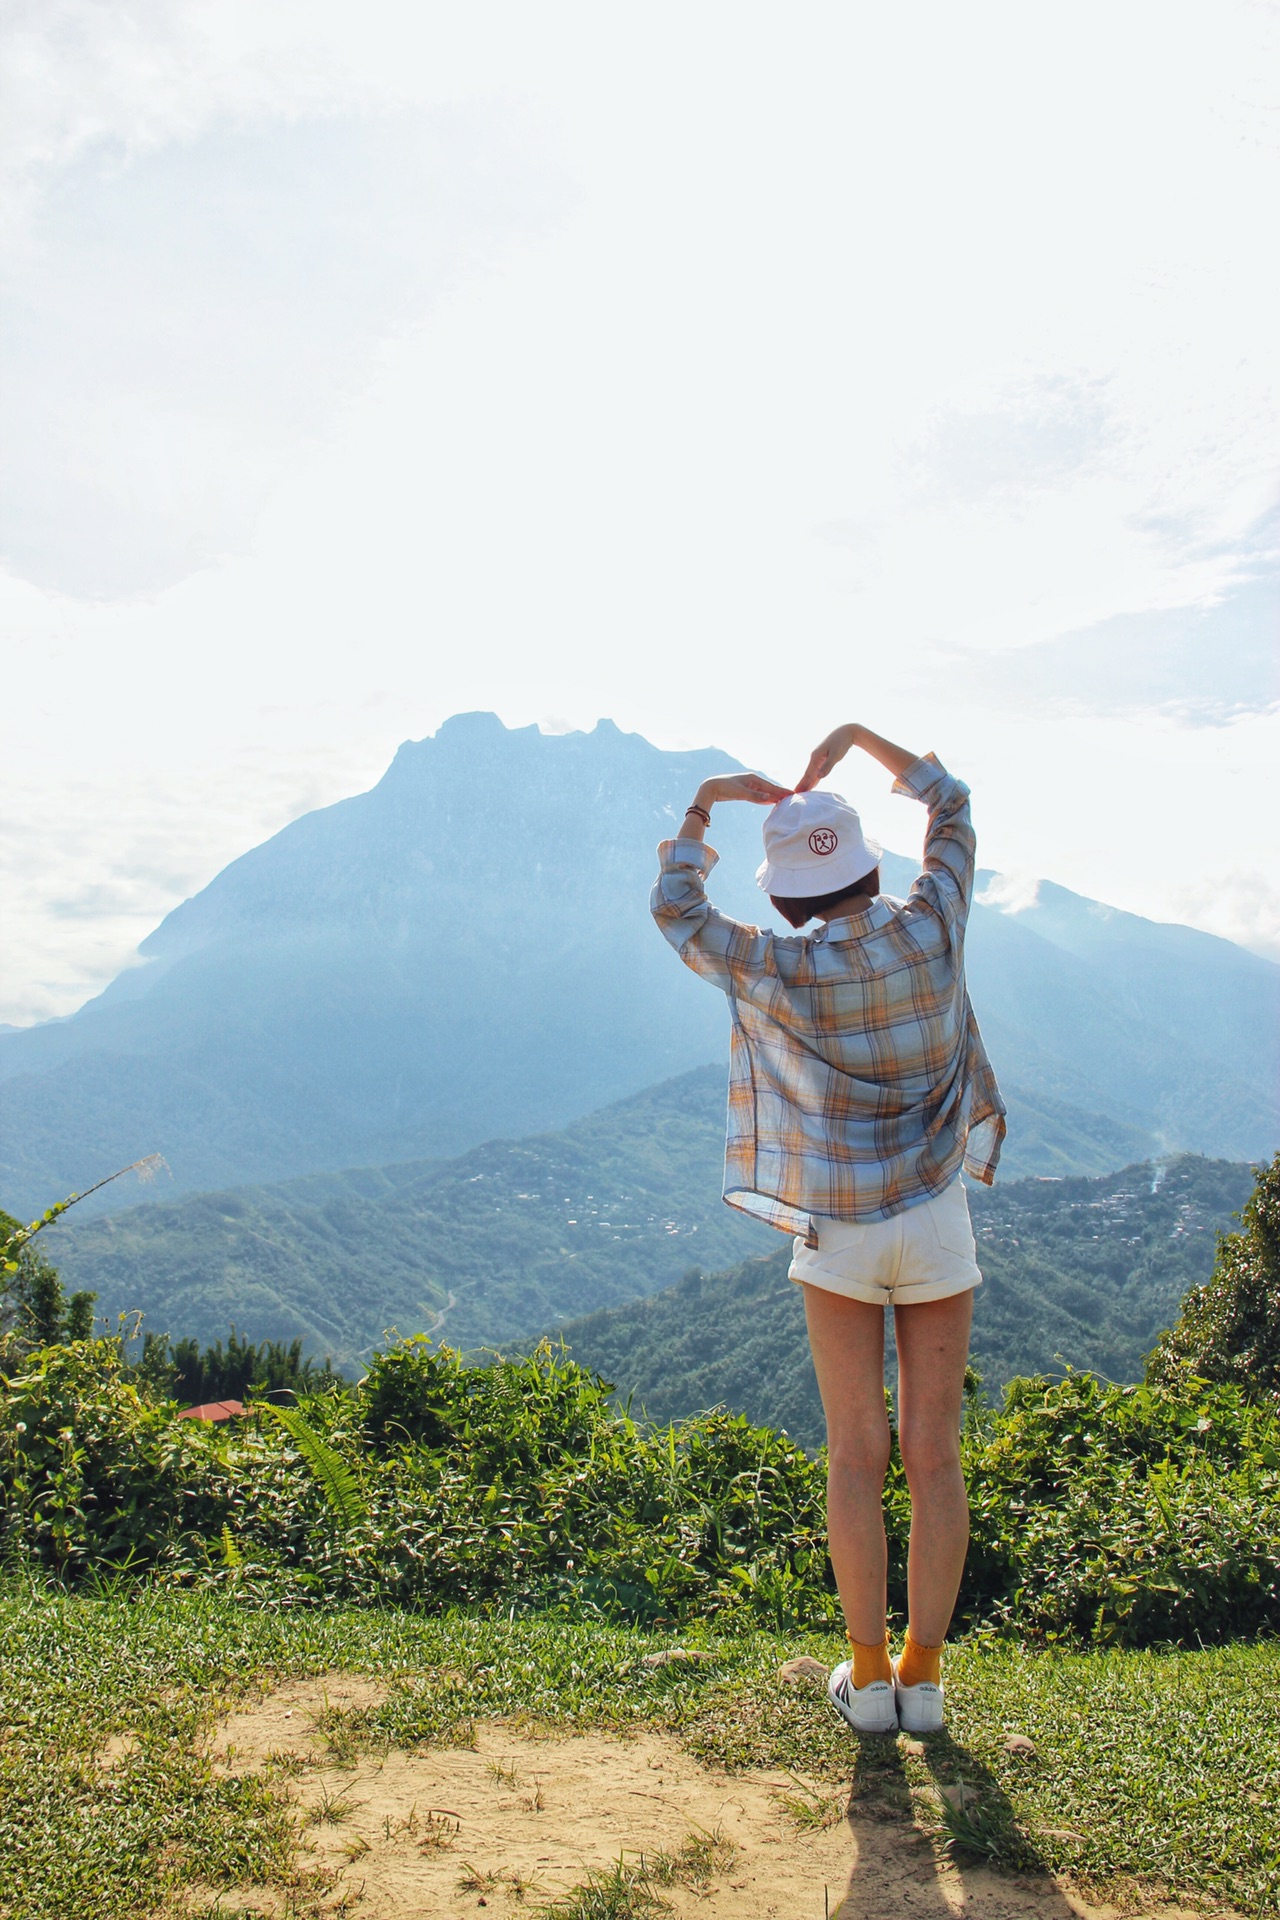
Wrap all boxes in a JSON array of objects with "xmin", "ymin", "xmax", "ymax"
[
  {"xmin": 435, "ymin": 710, "xmax": 529, "ymax": 739},
  {"xmin": 0, "ymin": 712, "xmax": 1274, "ymax": 1214}
]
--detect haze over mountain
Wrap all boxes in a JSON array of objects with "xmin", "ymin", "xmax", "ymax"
[{"xmin": 3, "ymin": 713, "xmax": 1276, "ymax": 1216}]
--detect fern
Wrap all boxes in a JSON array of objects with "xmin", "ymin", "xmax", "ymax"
[
  {"xmin": 261, "ymin": 1402, "xmax": 366, "ymax": 1525},
  {"xmin": 219, "ymin": 1524, "xmax": 242, "ymax": 1569}
]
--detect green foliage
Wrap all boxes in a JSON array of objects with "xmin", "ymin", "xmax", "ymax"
[
  {"xmin": 0, "ymin": 1205, "xmax": 97, "ymax": 1361},
  {"xmin": 957, "ymin": 1369, "xmax": 1280, "ymax": 1643},
  {"xmin": 360, "ymin": 1335, "xmax": 624, "ymax": 1468},
  {"xmin": 0, "ymin": 1339, "xmax": 231, "ymax": 1578},
  {"xmin": 539, "ymin": 1858, "xmax": 672, "ymax": 1917},
  {"xmin": 131, "ymin": 1326, "xmax": 346, "ymax": 1405},
  {"xmin": 1147, "ymin": 1151, "xmax": 1280, "ymax": 1397},
  {"xmin": 1, "ymin": 1324, "xmax": 1276, "ymax": 1644},
  {"xmin": 259, "ymin": 1401, "xmax": 366, "ymax": 1525},
  {"xmin": 64, "ymin": 1289, "xmax": 96, "ymax": 1342},
  {"xmin": 5, "ymin": 1152, "xmax": 1278, "ymax": 1641}
]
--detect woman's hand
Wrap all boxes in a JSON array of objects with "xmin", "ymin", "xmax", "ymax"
[
  {"xmin": 795, "ymin": 724, "xmax": 860, "ymax": 792},
  {"xmin": 678, "ymin": 771, "xmax": 791, "ymax": 841},
  {"xmin": 696, "ymin": 772, "xmax": 792, "ymax": 808},
  {"xmin": 797, "ymin": 722, "xmax": 919, "ymax": 786}
]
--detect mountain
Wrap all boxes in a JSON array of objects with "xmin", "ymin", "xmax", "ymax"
[
  {"xmin": 45, "ymin": 1066, "xmax": 1155, "ymax": 1365},
  {"xmin": 3, "ymin": 716, "xmax": 756, "ymax": 1210},
  {"xmin": 548, "ymin": 1154, "xmax": 1257, "ymax": 1449},
  {"xmin": 3, "ymin": 713, "xmax": 1276, "ymax": 1216}
]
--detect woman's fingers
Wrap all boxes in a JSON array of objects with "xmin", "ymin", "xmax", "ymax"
[
  {"xmin": 795, "ymin": 747, "xmax": 829, "ymax": 792},
  {"xmin": 707, "ymin": 770, "xmax": 799, "ymax": 803},
  {"xmin": 729, "ymin": 773, "xmax": 792, "ymax": 804}
]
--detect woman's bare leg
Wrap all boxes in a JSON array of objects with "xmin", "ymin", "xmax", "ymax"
[
  {"xmin": 802, "ymin": 1285, "xmax": 891, "ymax": 1645},
  {"xmin": 893, "ymin": 1290, "xmax": 973, "ymax": 1646}
]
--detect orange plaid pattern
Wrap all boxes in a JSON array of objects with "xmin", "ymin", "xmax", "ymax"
[{"xmin": 651, "ymin": 754, "xmax": 1006, "ymax": 1234}]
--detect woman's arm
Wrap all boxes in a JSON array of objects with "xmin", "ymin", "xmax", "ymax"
[
  {"xmin": 795, "ymin": 723, "xmax": 917, "ymax": 790},
  {"xmin": 652, "ymin": 770, "xmax": 791, "ymax": 993},
  {"xmin": 677, "ymin": 771, "xmax": 791, "ymax": 842}
]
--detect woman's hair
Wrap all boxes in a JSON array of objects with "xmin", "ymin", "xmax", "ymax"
[{"xmin": 770, "ymin": 868, "xmax": 881, "ymax": 930}]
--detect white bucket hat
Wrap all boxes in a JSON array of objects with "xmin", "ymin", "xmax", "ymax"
[{"xmin": 755, "ymin": 790, "xmax": 883, "ymax": 896}]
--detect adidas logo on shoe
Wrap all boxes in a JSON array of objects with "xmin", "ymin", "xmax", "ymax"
[{"xmin": 827, "ymin": 1660, "xmax": 898, "ymax": 1735}]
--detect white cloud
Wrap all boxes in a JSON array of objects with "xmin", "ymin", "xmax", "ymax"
[
  {"xmin": 1, "ymin": 0, "xmax": 1277, "ymax": 1018},
  {"xmin": 0, "ymin": 737, "xmax": 392, "ymax": 1024},
  {"xmin": 0, "ymin": 111, "xmax": 566, "ymax": 593},
  {"xmin": 1, "ymin": 1, "xmax": 346, "ymax": 233},
  {"xmin": 1176, "ymin": 873, "xmax": 1280, "ymax": 964},
  {"xmin": 938, "ymin": 559, "xmax": 1280, "ymax": 725},
  {"xmin": 976, "ymin": 873, "xmax": 1043, "ymax": 916}
]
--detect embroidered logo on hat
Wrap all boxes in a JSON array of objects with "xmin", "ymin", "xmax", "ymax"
[{"xmin": 809, "ymin": 828, "xmax": 838, "ymax": 856}]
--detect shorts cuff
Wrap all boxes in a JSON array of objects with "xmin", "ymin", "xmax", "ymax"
[
  {"xmin": 788, "ymin": 1264, "xmax": 982, "ymax": 1307},
  {"xmin": 788, "ymin": 1264, "xmax": 895, "ymax": 1306}
]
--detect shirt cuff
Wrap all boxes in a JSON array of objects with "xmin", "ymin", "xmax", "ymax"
[
  {"xmin": 891, "ymin": 752, "xmax": 948, "ymax": 801},
  {"xmin": 657, "ymin": 837, "xmax": 720, "ymax": 873}
]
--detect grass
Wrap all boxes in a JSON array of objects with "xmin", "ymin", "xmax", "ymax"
[
  {"xmin": 538, "ymin": 1859, "xmax": 672, "ymax": 1919},
  {"xmin": 539, "ymin": 1830, "xmax": 742, "ymax": 1917},
  {"xmin": 646, "ymin": 1823, "xmax": 737, "ymax": 1885},
  {"xmin": 0, "ymin": 1588, "xmax": 1276, "ymax": 1918},
  {"xmin": 457, "ymin": 1862, "xmax": 508, "ymax": 1893},
  {"xmin": 305, "ymin": 1780, "xmax": 363, "ymax": 1826},
  {"xmin": 773, "ymin": 1775, "xmax": 847, "ymax": 1830}
]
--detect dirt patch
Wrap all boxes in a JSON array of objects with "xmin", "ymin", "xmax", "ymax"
[
  {"xmin": 190, "ymin": 1698, "xmax": 1243, "ymax": 1920},
  {"xmin": 98, "ymin": 1731, "xmax": 143, "ymax": 1770},
  {"xmin": 207, "ymin": 1671, "xmax": 390, "ymax": 1774}
]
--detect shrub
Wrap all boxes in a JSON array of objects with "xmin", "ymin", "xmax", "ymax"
[
  {"xmin": 0, "ymin": 1207, "xmax": 97, "ymax": 1362},
  {"xmin": 0, "ymin": 1339, "xmax": 231, "ymax": 1578},
  {"xmin": 2, "ymin": 1333, "xmax": 1276, "ymax": 1644},
  {"xmin": 958, "ymin": 1369, "xmax": 1280, "ymax": 1642},
  {"xmin": 1148, "ymin": 1152, "xmax": 1280, "ymax": 1398}
]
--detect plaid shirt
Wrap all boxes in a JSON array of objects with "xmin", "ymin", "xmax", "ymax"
[{"xmin": 651, "ymin": 753, "xmax": 1006, "ymax": 1234}]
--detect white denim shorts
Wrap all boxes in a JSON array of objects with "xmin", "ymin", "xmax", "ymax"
[{"xmin": 788, "ymin": 1176, "xmax": 982, "ymax": 1307}]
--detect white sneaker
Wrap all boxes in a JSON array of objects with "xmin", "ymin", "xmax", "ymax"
[
  {"xmin": 893, "ymin": 1659, "xmax": 945, "ymax": 1733},
  {"xmin": 827, "ymin": 1660, "xmax": 898, "ymax": 1735}
]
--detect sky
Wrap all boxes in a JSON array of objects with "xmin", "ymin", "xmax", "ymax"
[{"xmin": 1, "ymin": 0, "xmax": 1277, "ymax": 1025}]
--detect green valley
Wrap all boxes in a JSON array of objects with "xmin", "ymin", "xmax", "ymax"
[
  {"xmin": 46, "ymin": 1067, "xmax": 1162, "ymax": 1367},
  {"xmin": 547, "ymin": 1154, "xmax": 1256, "ymax": 1447}
]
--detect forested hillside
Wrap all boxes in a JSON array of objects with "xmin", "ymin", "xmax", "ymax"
[
  {"xmin": 45, "ymin": 1069, "xmax": 769, "ymax": 1362},
  {"xmin": 48, "ymin": 1067, "xmax": 1166, "ymax": 1364},
  {"xmin": 549, "ymin": 1154, "xmax": 1256, "ymax": 1448}
]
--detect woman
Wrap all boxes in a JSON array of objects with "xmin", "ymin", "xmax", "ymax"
[{"xmin": 650, "ymin": 720, "xmax": 1005, "ymax": 1734}]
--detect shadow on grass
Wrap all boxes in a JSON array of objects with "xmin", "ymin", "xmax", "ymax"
[{"xmin": 830, "ymin": 1725, "xmax": 1074, "ymax": 1920}]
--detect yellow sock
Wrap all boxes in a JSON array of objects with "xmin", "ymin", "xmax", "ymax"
[
  {"xmin": 850, "ymin": 1633, "xmax": 892, "ymax": 1689},
  {"xmin": 897, "ymin": 1628, "xmax": 943, "ymax": 1688}
]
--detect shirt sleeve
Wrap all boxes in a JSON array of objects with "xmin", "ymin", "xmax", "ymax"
[
  {"xmin": 891, "ymin": 752, "xmax": 976, "ymax": 939},
  {"xmin": 650, "ymin": 838, "xmax": 776, "ymax": 995}
]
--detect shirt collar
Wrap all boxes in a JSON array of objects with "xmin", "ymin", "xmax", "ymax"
[{"xmin": 814, "ymin": 897, "xmax": 896, "ymax": 942}]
